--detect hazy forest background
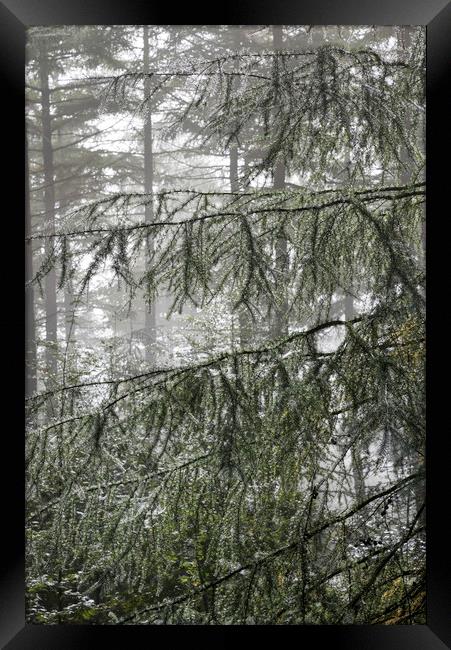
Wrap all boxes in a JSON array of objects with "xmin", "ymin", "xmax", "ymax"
[{"xmin": 25, "ymin": 25, "xmax": 426, "ymax": 625}]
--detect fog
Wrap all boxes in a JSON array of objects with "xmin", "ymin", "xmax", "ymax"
[{"xmin": 25, "ymin": 25, "xmax": 425, "ymax": 625}]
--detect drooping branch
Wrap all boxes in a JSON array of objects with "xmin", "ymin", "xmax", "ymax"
[
  {"xmin": 27, "ymin": 184, "xmax": 425, "ymax": 332},
  {"xmin": 118, "ymin": 471, "xmax": 424, "ymax": 623}
]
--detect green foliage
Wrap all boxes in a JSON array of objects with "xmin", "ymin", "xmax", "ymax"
[
  {"xmin": 26, "ymin": 26, "xmax": 425, "ymax": 626},
  {"xmin": 28, "ymin": 182, "xmax": 425, "ymax": 325}
]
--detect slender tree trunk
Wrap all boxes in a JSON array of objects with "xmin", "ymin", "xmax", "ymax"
[
  {"xmin": 63, "ymin": 254, "xmax": 75, "ymax": 345},
  {"xmin": 54, "ymin": 130, "xmax": 76, "ymax": 350},
  {"xmin": 39, "ymin": 42, "xmax": 58, "ymax": 390},
  {"xmin": 271, "ymin": 26, "xmax": 289, "ymax": 339},
  {"xmin": 398, "ymin": 26, "xmax": 425, "ymax": 526},
  {"xmin": 25, "ymin": 135, "xmax": 37, "ymax": 398},
  {"xmin": 143, "ymin": 26, "xmax": 157, "ymax": 363},
  {"xmin": 398, "ymin": 27, "xmax": 414, "ymax": 189},
  {"xmin": 344, "ymin": 291, "xmax": 366, "ymax": 503},
  {"xmin": 228, "ymin": 29, "xmax": 253, "ymax": 347},
  {"xmin": 398, "ymin": 27, "xmax": 425, "ymax": 265}
]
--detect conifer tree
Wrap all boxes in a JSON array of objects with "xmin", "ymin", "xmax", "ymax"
[{"xmin": 26, "ymin": 25, "xmax": 425, "ymax": 625}]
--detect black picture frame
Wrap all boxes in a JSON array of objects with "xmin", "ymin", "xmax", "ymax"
[{"xmin": 1, "ymin": 1, "xmax": 449, "ymax": 647}]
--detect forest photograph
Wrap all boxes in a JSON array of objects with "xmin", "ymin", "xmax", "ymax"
[{"xmin": 25, "ymin": 25, "xmax": 426, "ymax": 625}]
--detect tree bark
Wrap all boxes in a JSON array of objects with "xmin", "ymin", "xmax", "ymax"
[
  {"xmin": 39, "ymin": 42, "xmax": 58, "ymax": 387},
  {"xmin": 398, "ymin": 26, "xmax": 425, "ymax": 526},
  {"xmin": 345, "ymin": 290, "xmax": 366, "ymax": 503},
  {"xmin": 271, "ymin": 26, "xmax": 289, "ymax": 340},
  {"xmin": 398, "ymin": 27, "xmax": 425, "ymax": 266},
  {"xmin": 55, "ymin": 129, "xmax": 76, "ymax": 350},
  {"xmin": 143, "ymin": 26, "xmax": 157, "ymax": 364},
  {"xmin": 398, "ymin": 27, "xmax": 414, "ymax": 188},
  {"xmin": 63, "ymin": 246, "xmax": 75, "ymax": 346},
  {"xmin": 228, "ymin": 29, "xmax": 253, "ymax": 348},
  {"xmin": 25, "ymin": 135, "xmax": 37, "ymax": 398}
]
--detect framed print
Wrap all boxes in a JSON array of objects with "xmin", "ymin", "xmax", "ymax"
[{"xmin": 0, "ymin": 0, "xmax": 449, "ymax": 647}]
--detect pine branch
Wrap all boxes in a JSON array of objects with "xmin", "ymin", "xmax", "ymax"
[
  {"xmin": 27, "ymin": 316, "xmax": 363, "ymax": 402},
  {"xmin": 118, "ymin": 471, "xmax": 423, "ymax": 623},
  {"xmin": 26, "ymin": 183, "xmax": 425, "ymax": 241}
]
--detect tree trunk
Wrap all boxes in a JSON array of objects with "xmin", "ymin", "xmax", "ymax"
[
  {"xmin": 39, "ymin": 42, "xmax": 58, "ymax": 390},
  {"xmin": 228, "ymin": 30, "xmax": 253, "ymax": 348},
  {"xmin": 398, "ymin": 26, "xmax": 425, "ymax": 525},
  {"xmin": 54, "ymin": 130, "xmax": 76, "ymax": 351},
  {"xmin": 271, "ymin": 26, "xmax": 289, "ymax": 339},
  {"xmin": 398, "ymin": 27, "xmax": 425, "ymax": 265},
  {"xmin": 143, "ymin": 26, "xmax": 157, "ymax": 364},
  {"xmin": 398, "ymin": 27, "xmax": 415, "ymax": 188},
  {"xmin": 345, "ymin": 291, "xmax": 366, "ymax": 503},
  {"xmin": 63, "ymin": 248, "xmax": 75, "ymax": 346},
  {"xmin": 25, "ymin": 135, "xmax": 37, "ymax": 398}
]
